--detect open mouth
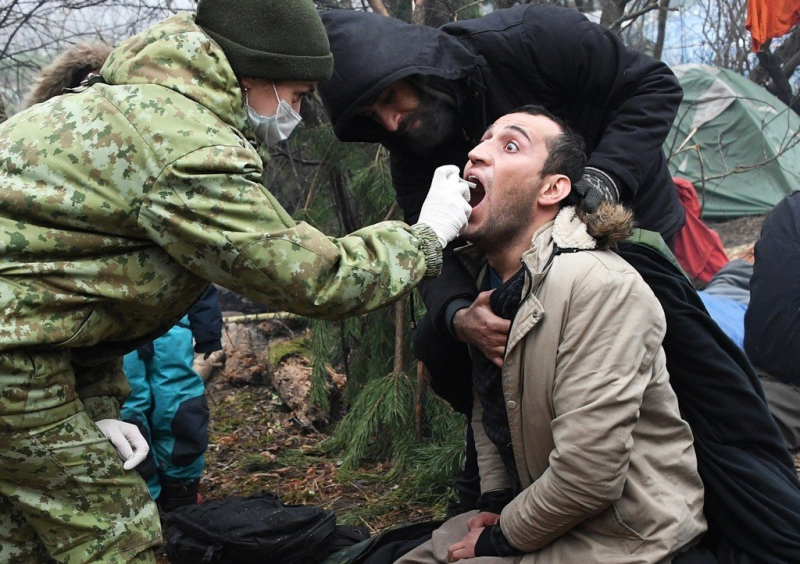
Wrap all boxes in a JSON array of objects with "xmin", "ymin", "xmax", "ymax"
[{"xmin": 466, "ymin": 175, "xmax": 485, "ymax": 208}]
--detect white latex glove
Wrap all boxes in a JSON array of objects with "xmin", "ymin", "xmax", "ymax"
[
  {"xmin": 95, "ymin": 419, "xmax": 149, "ymax": 470},
  {"xmin": 416, "ymin": 165, "xmax": 472, "ymax": 248}
]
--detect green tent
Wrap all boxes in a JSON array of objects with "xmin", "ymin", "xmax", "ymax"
[{"xmin": 665, "ymin": 63, "xmax": 800, "ymax": 219}]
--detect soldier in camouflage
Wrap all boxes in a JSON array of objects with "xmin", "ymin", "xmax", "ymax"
[{"xmin": 0, "ymin": 0, "xmax": 471, "ymax": 562}]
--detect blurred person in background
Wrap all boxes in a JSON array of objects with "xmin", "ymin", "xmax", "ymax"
[
  {"xmin": 745, "ymin": 191, "xmax": 800, "ymax": 451},
  {"xmin": 122, "ymin": 285, "xmax": 223, "ymax": 512}
]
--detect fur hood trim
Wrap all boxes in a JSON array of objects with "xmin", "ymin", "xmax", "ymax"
[
  {"xmin": 553, "ymin": 202, "xmax": 635, "ymax": 250},
  {"xmin": 22, "ymin": 42, "xmax": 113, "ymax": 109},
  {"xmin": 553, "ymin": 207, "xmax": 596, "ymax": 250}
]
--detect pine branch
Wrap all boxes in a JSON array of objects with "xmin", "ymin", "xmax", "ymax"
[{"xmin": 309, "ymin": 319, "xmax": 334, "ymax": 411}]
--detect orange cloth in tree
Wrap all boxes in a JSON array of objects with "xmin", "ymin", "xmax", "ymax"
[{"xmin": 746, "ymin": 0, "xmax": 800, "ymax": 51}]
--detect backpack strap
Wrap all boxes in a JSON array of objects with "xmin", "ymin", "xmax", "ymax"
[{"xmin": 202, "ymin": 543, "xmax": 224, "ymax": 564}]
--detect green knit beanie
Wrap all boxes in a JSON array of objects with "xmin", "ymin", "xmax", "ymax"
[{"xmin": 196, "ymin": 0, "xmax": 333, "ymax": 82}]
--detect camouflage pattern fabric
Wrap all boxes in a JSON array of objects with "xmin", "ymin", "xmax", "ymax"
[
  {"xmin": 0, "ymin": 410, "xmax": 160, "ymax": 563},
  {"xmin": 0, "ymin": 12, "xmax": 438, "ymax": 431}
]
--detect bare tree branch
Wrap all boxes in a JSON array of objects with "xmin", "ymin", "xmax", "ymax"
[
  {"xmin": 652, "ymin": 0, "xmax": 668, "ymax": 60},
  {"xmin": 756, "ymin": 40, "xmax": 800, "ymax": 113},
  {"xmin": 366, "ymin": 0, "xmax": 389, "ymax": 16},
  {"xmin": 608, "ymin": 2, "xmax": 666, "ymax": 34},
  {"xmin": 0, "ymin": 1, "xmax": 194, "ymax": 106}
]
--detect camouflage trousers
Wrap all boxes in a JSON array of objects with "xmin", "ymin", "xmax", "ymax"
[{"xmin": 0, "ymin": 411, "xmax": 161, "ymax": 563}]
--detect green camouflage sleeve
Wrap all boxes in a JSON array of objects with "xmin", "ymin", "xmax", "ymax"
[
  {"xmin": 140, "ymin": 143, "xmax": 438, "ymax": 319},
  {"xmin": 74, "ymin": 358, "xmax": 129, "ymax": 421}
]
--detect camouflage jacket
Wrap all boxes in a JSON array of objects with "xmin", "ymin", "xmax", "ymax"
[{"xmin": 0, "ymin": 13, "xmax": 439, "ymax": 430}]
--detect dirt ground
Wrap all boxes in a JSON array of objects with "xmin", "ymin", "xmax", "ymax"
[{"xmin": 707, "ymin": 214, "xmax": 767, "ymax": 254}]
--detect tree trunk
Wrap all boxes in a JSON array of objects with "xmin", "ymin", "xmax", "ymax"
[
  {"xmin": 600, "ymin": 0, "xmax": 627, "ymax": 32},
  {"xmin": 756, "ymin": 41, "xmax": 800, "ymax": 114},
  {"xmin": 653, "ymin": 0, "xmax": 669, "ymax": 60},
  {"xmin": 415, "ymin": 361, "xmax": 425, "ymax": 440},
  {"xmin": 328, "ymin": 169, "xmax": 358, "ymax": 234},
  {"xmin": 412, "ymin": 0, "xmax": 427, "ymax": 24},
  {"xmin": 751, "ymin": 28, "xmax": 800, "ymax": 116},
  {"xmin": 367, "ymin": 0, "xmax": 390, "ymax": 16}
]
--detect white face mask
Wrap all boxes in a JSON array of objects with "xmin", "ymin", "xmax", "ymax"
[{"xmin": 245, "ymin": 83, "xmax": 302, "ymax": 146}]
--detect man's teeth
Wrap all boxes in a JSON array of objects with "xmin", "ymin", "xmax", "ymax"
[{"xmin": 464, "ymin": 176, "xmax": 481, "ymax": 190}]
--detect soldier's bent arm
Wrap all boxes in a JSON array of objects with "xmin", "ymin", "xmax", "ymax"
[{"xmin": 141, "ymin": 143, "xmax": 440, "ymax": 320}]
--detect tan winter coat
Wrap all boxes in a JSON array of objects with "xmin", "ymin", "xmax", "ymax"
[{"xmin": 471, "ymin": 208, "xmax": 707, "ymax": 563}]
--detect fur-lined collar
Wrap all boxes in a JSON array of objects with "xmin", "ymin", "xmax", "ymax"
[
  {"xmin": 522, "ymin": 206, "xmax": 598, "ymax": 278},
  {"xmin": 552, "ymin": 206, "xmax": 597, "ymax": 251}
]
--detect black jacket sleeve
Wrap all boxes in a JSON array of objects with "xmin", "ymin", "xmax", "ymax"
[
  {"xmin": 188, "ymin": 285, "xmax": 223, "ymax": 354},
  {"xmin": 418, "ymin": 246, "xmax": 478, "ymax": 333},
  {"xmin": 515, "ymin": 5, "xmax": 682, "ymax": 199}
]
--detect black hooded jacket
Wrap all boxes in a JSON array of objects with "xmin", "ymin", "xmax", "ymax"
[
  {"xmin": 320, "ymin": 4, "xmax": 685, "ymax": 326},
  {"xmin": 745, "ymin": 191, "xmax": 800, "ymax": 385}
]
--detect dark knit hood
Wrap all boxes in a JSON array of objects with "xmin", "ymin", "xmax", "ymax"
[{"xmin": 319, "ymin": 9, "xmax": 481, "ymax": 144}]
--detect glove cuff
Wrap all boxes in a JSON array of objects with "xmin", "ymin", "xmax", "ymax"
[
  {"xmin": 411, "ymin": 223, "xmax": 443, "ymax": 278},
  {"xmin": 84, "ymin": 396, "xmax": 120, "ymax": 421},
  {"xmin": 583, "ymin": 166, "xmax": 620, "ymax": 203}
]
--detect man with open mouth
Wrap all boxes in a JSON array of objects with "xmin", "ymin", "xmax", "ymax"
[
  {"xmin": 319, "ymin": 6, "xmax": 800, "ymax": 560},
  {"xmin": 393, "ymin": 105, "xmax": 707, "ymax": 564}
]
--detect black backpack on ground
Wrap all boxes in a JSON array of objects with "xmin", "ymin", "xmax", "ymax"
[
  {"xmin": 323, "ymin": 520, "xmax": 442, "ymax": 564},
  {"xmin": 164, "ymin": 491, "xmax": 347, "ymax": 564}
]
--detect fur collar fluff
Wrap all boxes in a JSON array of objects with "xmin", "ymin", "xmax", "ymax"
[
  {"xmin": 553, "ymin": 203, "xmax": 634, "ymax": 250},
  {"xmin": 552, "ymin": 206, "xmax": 596, "ymax": 250},
  {"xmin": 23, "ymin": 42, "xmax": 112, "ymax": 109}
]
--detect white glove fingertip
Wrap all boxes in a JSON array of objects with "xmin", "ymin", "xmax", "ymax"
[
  {"xmin": 125, "ymin": 443, "xmax": 148, "ymax": 469},
  {"xmin": 442, "ymin": 164, "xmax": 461, "ymax": 177},
  {"xmin": 432, "ymin": 164, "xmax": 459, "ymax": 183},
  {"xmin": 123, "ymin": 455, "xmax": 141, "ymax": 471},
  {"xmin": 117, "ymin": 441, "xmax": 134, "ymax": 462}
]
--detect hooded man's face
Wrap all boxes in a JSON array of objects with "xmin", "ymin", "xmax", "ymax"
[{"xmin": 361, "ymin": 79, "xmax": 460, "ymax": 154}]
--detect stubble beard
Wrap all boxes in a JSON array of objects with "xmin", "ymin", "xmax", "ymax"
[{"xmin": 466, "ymin": 179, "xmax": 545, "ymax": 256}]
